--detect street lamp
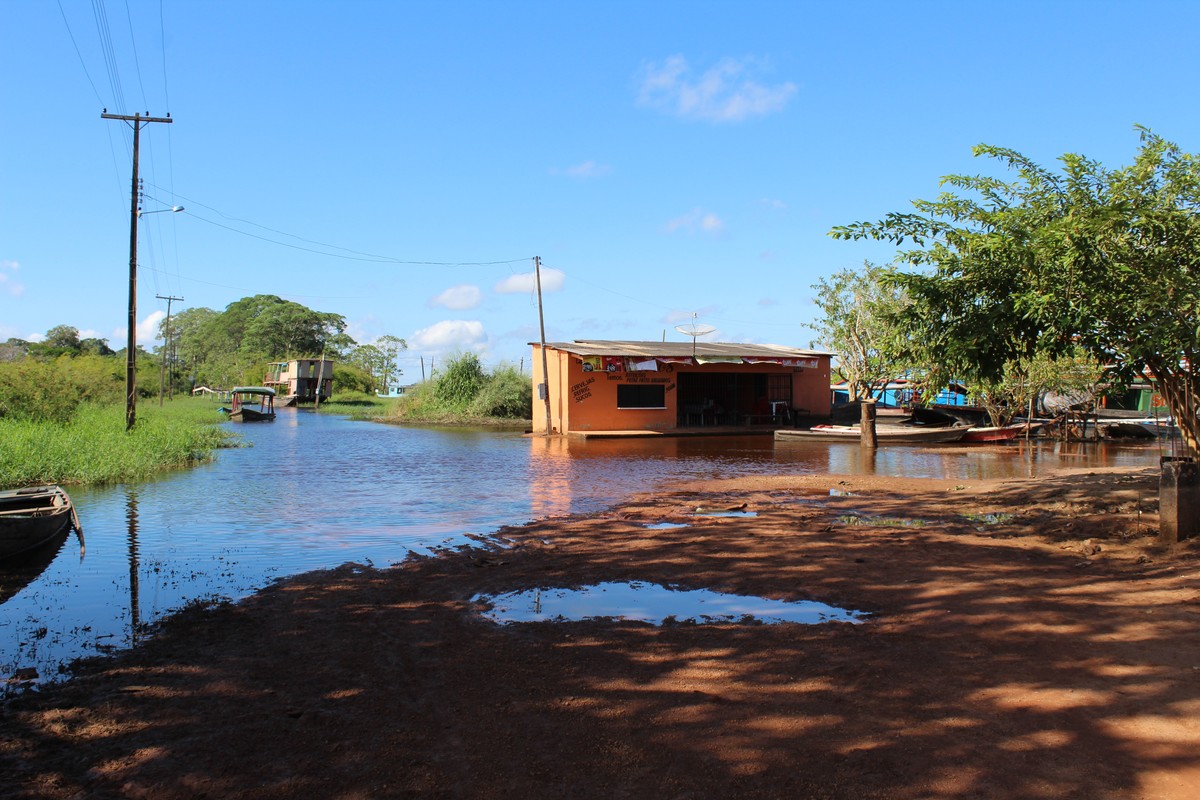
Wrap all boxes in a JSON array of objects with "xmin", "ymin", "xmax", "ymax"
[{"xmin": 137, "ymin": 205, "xmax": 184, "ymax": 217}]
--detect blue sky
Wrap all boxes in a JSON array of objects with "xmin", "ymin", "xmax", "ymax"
[{"xmin": 3, "ymin": 1, "xmax": 1198, "ymax": 377}]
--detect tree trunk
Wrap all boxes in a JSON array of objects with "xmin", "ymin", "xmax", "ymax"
[{"xmin": 1149, "ymin": 364, "xmax": 1199, "ymax": 457}]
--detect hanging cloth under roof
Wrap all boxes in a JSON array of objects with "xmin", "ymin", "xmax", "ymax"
[{"xmin": 694, "ymin": 356, "xmax": 744, "ymax": 364}]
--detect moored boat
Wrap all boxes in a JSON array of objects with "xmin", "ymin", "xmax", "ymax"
[
  {"xmin": 960, "ymin": 422, "xmax": 1042, "ymax": 443},
  {"xmin": 0, "ymin": 485, "xmax": 80, "ymax": 561},
  {"xmin": 775, "ymin": 424, "xmax": 968, "ymax": 444},
  {"xmin": 229, "ymin": 386, "xmax": 277, "ymax": 422}
]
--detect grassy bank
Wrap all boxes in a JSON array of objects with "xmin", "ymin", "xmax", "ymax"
[
  {"xmin": 315, "ymin": 391, "xmax": 530, "ymax": 427},
  {"xmin": 0, "ymin": 398, "xmax": 236, "ymax": 487},
  {"xmin": 312, "ymin": 392, "xmax": 401, "ymax": 421}
]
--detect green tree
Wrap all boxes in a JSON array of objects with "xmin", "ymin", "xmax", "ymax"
[
  {"xmin": 44, "ymin": 325, "xmax": 81, "ymax": 351},
  {"xmin": 966, "ymin": 350, "xmax": 1106, "ymax": 427},
  {"xmin": 832, "ymin": 128, "xmax": 1200, "ymax": 454},
  {"xmin": 809, "ymin": 262, "xmax": 912, "ymax": 401},
  {"xmin": 376, "ymin": 335, "xmax": 407, "ymax": 388},
  {"xmin": 346, "ymin": 344, "xmax": 384, "ymax": 389}
]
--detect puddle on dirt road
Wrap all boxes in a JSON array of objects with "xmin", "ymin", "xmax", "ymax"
[
  {"xmin": 693, "ymin": 510, "xmax": 758, "ymax": 518},
  {"xmin": 642, "ymin": 522, "xmax": 688, "ymax": 530},
  {"xmin": 475, "ymin": 581, "xmax": 869, "ymax": 625}
]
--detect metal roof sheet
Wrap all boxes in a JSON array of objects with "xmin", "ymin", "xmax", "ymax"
[{"xmin": 535, "ymin": 340, "xmax": 831, "ymax": 359}]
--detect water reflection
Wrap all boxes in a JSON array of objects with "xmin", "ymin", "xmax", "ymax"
[
  {"xmin": 476, "ymin": 582, "xmax": 869, "ymax": 625},
  {"xmin": 125, "ymin": 487, "xmax": 142, "ymax": 644},
  {"xmin": 0, "ymin": 529, "xmax": 71, "ymax": 607}
]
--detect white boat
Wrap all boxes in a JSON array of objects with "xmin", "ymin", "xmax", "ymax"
[{"xmin": 775, "ymin": 424, "xmax": 967, "ymax": 444}]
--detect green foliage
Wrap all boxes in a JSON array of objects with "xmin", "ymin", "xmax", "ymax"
[
  {"xmin": 467, "ymin": 364, "xmax": 532, "ymax": 418},
  {"xmin": 333, "ymin": 363, "xmax": 376, "ymax": 394},
  {"xmin": 170, "ymin": 296, "xmax": 353, "ymax": 389},
  {"xmin": 44, "ymin": 325, "xmax": 81, "ymax": 350},
  {"xmin": 809, "ymin": 261, "xmax": 913, "ymax": 401},
  {"xmin": 0, "ymin": 360, "xmax": 81, "ymax": 423},
  {"xmin": 315, "ymin": 392, "xmax": 399, "ymax": 420},
  {"xmin": 386, "ymin": 358, "xmax": 531, "ymax": 424},
  {"xmin": 966, "ymin": 350, "xmax": 1106, "ymax": 427},
  {"xmin": 0, "ymin": 399, "xmax": 235, "ymax": 486},
  {"xmin": 832, "ymin": 128, "xmax": 1200, "ymax": 453},
  {"xmin": 433, "ymin": 353, "xmax": 486, "ymax": 408}
]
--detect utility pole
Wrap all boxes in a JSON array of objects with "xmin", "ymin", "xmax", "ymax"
[
  {"xmin": 102, "ymin": 111, "xmax": 174, "ymax": 431},
  {"xmin": 314, "ymin": 351, "xmax": 326, "ymax": 410},
  {"xmin": 535, "ymin": 256, "xmax": 553, "ymax": 436},
  {"xmin": 156, "ymin": 294, "xmax": 183, "ymax": 406}
]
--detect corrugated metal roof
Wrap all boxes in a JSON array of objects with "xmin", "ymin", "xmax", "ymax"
[{"xmin": 535, "ymin": 340, "xmax": 831, "ymax": 359}]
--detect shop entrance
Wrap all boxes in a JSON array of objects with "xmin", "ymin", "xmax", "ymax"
[{"xmin": 676, "ymin": 372, "xmax": 793, "ymax": 426}]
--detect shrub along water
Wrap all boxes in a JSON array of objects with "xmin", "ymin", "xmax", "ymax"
[
  {"xmin": 0, "ymin": 399, "xmax": 235, "ymax": 487},
  {"xmin": 381, "ymin": 354, "xmax": 532, "ymax": 425}
]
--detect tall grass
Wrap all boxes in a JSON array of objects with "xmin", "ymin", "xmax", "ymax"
[
  {"xmin": 0, "ymin": 398, "xmax": 236, "ymax": 487},
  {"xmin": 313, "ymin": 392, "xmax": 400, "ymax": 420}
]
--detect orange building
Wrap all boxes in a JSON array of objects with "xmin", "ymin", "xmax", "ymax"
[{"xmin": 531, "ymin": 340, "xmax": 832, "ymax": 435}]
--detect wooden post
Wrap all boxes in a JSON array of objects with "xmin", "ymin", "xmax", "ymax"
[
  {"xmin": 861, "ymin": 399, "xmax": 878, "ymax": 449},
  {"xmin": 1160, "ymin": 457, "xmax": 1199, "ymax": 545}
]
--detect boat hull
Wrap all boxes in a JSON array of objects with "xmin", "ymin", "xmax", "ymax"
[
  {"xmin": 961, "ymin": 423, "xmax": 1038, "ymax": 443},
  {"xmin": 229, "ymin": 408, "xmax": 276, "ymax": 422},
  {"xmin": 0, "ymin": 486, "xmax": 76, "ymax": 561},
  {"xmin": 775, "ymin": 425, "xmax": 967, "ymax": 444}
]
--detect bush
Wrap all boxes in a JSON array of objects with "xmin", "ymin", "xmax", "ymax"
[
  {"xmin": 433, "ymin": 353, "xmax": 486, "ymax": 408},
  {"xmin": 0, "ymin": 360, "xmax": 82, "ymax": 423},
  {"xmin": 333, "ymin": 363, "xmax": 376, "ymax": 394},
  {"xmin": 467, "ymin": 364, "xmax": 531, "ymax": 418}
]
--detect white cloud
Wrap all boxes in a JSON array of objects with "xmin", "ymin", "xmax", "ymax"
[
  {"xmin": 494, "ymin": 267, "xmax": 565, "ymax": 294},
  {"xmin": 430, "ymin": 284, "xmax": 483, "ymax": 310},
  {"xmin": 409, "ymin": 320, "xmax": 487, "ymax": 354},
  {"xmin": 138, "ymin": 310, "xmax": 166, "ymax": 343},
  {"xmin": 26, "ymin": 332, "xmax": 45, "ymax": 343},
  {"xmin": 760, "ymin": 198, "xmax": 787, "ymax": 210},
  {"xmin": 637, "ymin": 55, "xmax": 796, "ymax": 123},
  {"xmin": 109, "ymin": 311, "xmax": 166, "ymax": 347},
  {"xmin": 555, "ymin": 160, "xmax": 612, "ymax": 179},
  {"xmin": 1, "ymin": 260, "xmax": 24, "ymax": 297},
  {"xmin": 664, "ymin": 209, "xmax": 724, "ymax": 235}
]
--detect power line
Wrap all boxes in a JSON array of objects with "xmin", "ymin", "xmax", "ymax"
[{"xmin": 56, "ymin": 0, "xmax": 105, "ymax": 104}]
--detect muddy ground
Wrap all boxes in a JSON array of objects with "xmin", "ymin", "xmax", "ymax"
[{"xmin": 2, "ymin": 464, "xmax": 1199, "ymax": 799}]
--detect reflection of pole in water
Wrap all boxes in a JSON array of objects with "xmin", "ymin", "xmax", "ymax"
[{"xmin": 124, "ymin": 487, "xmax": 141, "ymax": 644}]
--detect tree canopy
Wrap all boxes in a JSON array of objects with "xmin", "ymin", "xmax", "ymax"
[
  {"xmin": 808, "ymin": 261, "xmax": 912, "ymax": 402},
  {"xmin": 831, "ymin": 128, "xmax": 1200, "ymax": 453}
]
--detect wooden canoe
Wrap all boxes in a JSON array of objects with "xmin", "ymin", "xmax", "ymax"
[
  {"xmin": 0, "ymin": 485, "xmax": 79, "ymax": 561},
  {"xmin": 960, "ymin": 423, "xmax": 1042, "ymax": 443},
  {"xmin": 775, "ymin": 425, "xmax": 968, "ymax": 444}
]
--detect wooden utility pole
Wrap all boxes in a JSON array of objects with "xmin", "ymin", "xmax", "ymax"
[
  {"xmin": 156, "ymin": 294, "xmax": 183, "ymax": 406},
  {"xmin": 535, "ymin": 256, "xmax": 553, "ymax": 436},
  {"xmin": 102, "ymin": 111, "xmax": 174, "ymax": 431}
]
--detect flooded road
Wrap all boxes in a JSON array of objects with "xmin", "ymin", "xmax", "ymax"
[{"xmin": 1, "ymin": 409, "xmax": 1170, "ymax": 688}]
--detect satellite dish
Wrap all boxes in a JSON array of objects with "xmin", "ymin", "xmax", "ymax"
[
  {"xmin": 674, "ymin": 315, "xmax": 716, "ymax": 355},
  {"xmin": 674, "ymin": 322, "xmax": 716, "ymax": 337}
]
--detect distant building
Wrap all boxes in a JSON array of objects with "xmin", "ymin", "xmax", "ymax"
[
  {"xmin": 265, "ymin": 358, "xmax": 334, "ymax": 403},
  {"xmin": 531, "ymin": 340, "xmax": 832, "ymax": 435}
]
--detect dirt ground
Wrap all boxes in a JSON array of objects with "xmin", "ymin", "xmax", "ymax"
[{"xmin": 3, "ymin": 463, "xmax": 1200, "ymax": 799}]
